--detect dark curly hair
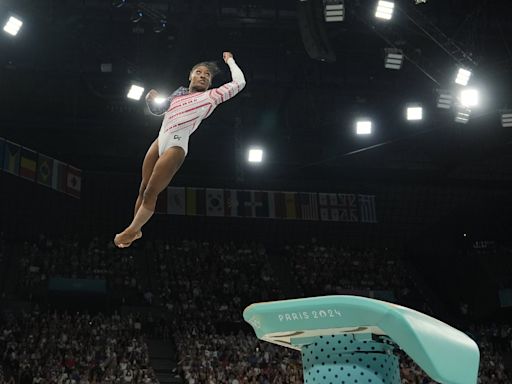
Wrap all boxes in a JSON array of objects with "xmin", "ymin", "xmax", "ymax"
[{"xmin": 189, "ymin": 61, "xmax": 221, "ymax": 78}]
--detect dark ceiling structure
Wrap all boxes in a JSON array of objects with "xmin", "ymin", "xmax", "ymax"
[{"xmin": 1, "ymin": 0, "xmax": 512, "ymax": 190}]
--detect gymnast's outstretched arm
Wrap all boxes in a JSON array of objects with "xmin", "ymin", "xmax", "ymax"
[{"xmin": 208, "ymin": 54, "xmax": 246, "ymax": 105}]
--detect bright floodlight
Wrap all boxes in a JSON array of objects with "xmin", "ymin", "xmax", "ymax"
[
  {"xmin": 455, "ymin": 68, "xmax": 472, "ymax": 86},
  {"xmin": 437, "ymin": 89, "xmax": 453, "ymax": 110},
  {"xmin": 3, "ymin": 16, "xmax": 23, "ymax": 36},
  {"xmin": 248, "ymin": 148, "xmax": 263, "ymax": 163},
  {"xmin": 385, "ymin": 48, "xmax": 403, "ymax": 70},
  {"xmin": 356, "ymin": 120, "xmax": 372, "ymax": 135},
  {"xmin": 127, "ymin": 85, "xmax": 145, "ymax": 100},
  {"xmin": 455, "ymin": 108, "xmax": 471, "ymax": 124},
  {"xmin": 154, "ymin": 96, "xmax": 167, "ymax": 104},
  {"xmin": 325, "ymin": 0, "xmax": 345, "ymax": 22},
  {"xmin": 502, "ymin": 113, "xmax": 512, "ymax": 128},
  {"xmin": 407, "ymin": 106, "xmax": 423, "ymax": 121},
  {"xmin": 375, "ymin": 1, "xmax": 394, "ymax": 20},
  {"xmin": 460, "ymin": 89, "xmax": 479, "ymax": 107}
]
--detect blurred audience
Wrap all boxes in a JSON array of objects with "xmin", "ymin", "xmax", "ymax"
[
  {"xmin": 0, "ymin": 310, "xmax": 157, "ymax": 384},
  {"xmin": 1, "ymin": 235, "xmax": 510, "ymax": 383}
]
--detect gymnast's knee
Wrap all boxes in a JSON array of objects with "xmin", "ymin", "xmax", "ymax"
[{"xmin": 142, "ymin": 188, "xmax": 158, "ymax": 208}]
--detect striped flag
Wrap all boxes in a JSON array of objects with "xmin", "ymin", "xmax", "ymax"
[
  {"xmin": 297, "ymin": 192, "xmax": 319, "ymax": 220},
  {"xmin": 52, "ymin": 160, "xmax": 68, "ymax": 192},
  {"xmin": 37, "ymin": 153, "xmax": 53, "ymax": 187},
  {"xmin": 271, "ymin": 192, "xmax": 298, "ymax": 219},
  {"xmin": 19, "ymin": 147, "xmax": 37, "ymax": 181},
  {"xmin": 3, "ymin": 141, "xmax": 20, "ymax": 176},
  {"xmin": 285, "ymin": 192, "xmax": 298, "ymax": 219},
  {"xmin": 358, "ymin": 194, "xmax": 377, "ymax": 223},
  {"xmin": 186, "ymin": 187, "xmax": 206, "ymax": 215},
  {"xmin": 167, "ymin": 187, "xmax": 186, "ymax": 215}
]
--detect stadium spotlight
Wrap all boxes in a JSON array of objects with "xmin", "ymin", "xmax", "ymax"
[
  {"xmin": 248, "ymin": 148, "xmax": 263, "ymax": 163},
  {"xmin": 502, "ymin": 112, "xmax": 512, "ymax": 128},
  {"xmin": 356, "ymin": 120, "xmax": 372, "ymax": 135},
  {"xmin": 437, "ymin": 89, "xmax": 453, "ymax": 109},
  {"xmin": 455, "ymin": 68, "xmax": 472, "ymax": 86},
  {"xmin": 3, "ymin": 16, "xmax": 23, "ymax": 36},
  {"xmin": 406, "ymin": 105, "xmax": 423, "ymax": 121},
  {"xmin": 324, "ymin": 0, "xmax": 345, "ymax": 22},
  {"xmin": 454, "ymin": 107, "xmax": 471, "ymax": 124},
  {"xmin": 127, "ymin": 84, "xmax": 145, "ymax": 100},
  {"xmin": 375, "ymin": 1, "xmax": 395, "ymax": 20},
  {"xmin": 384, "ymin": 48, "xmax": 403, "ymax": 70},
  {"xmin": 459, "ymin": 88, "xmax": 479, "ymax": 108}
]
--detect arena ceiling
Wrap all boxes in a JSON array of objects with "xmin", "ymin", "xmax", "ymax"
[{"xmin": 1, "ymin": 0, "xmax": 512, "ymax": 189}]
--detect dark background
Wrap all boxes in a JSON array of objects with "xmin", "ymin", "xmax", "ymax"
[{"xmin": 1, "ymin": 0, "xmax": 512, "ymax": 320}]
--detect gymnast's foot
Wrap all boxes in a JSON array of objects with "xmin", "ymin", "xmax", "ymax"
[{"xmin": 114, "ymin": 229, "xmax": 142, "ymax": 248}]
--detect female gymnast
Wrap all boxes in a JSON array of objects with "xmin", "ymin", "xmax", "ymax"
[{"xmin": 114, "ymin": 51, "xmax": 246, "ymax": 248}]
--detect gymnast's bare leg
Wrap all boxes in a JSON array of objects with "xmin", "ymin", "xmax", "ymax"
[
  {"xmin": 114, "ymin": 146, "xmax": 185, "ymax": 248},
  {"xmin": 130, "ymin": 138, "xmax": 159, "ymax": 242}
]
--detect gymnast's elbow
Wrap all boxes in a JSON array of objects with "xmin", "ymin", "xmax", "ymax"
[{"xmin": 236, "ymin": 78, "xmax": 247, "ymax": 91}]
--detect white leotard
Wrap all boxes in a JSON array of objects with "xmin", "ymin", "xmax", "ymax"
[{"xmin": 147, "ymin": 58, "xmax": 246, "ymax": 156}]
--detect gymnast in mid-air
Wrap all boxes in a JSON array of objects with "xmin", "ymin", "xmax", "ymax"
[{"xmin": 114, "ymin": 51, "xmax": 246, "ymax": 248}]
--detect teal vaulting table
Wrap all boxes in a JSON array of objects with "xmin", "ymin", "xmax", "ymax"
[{"xmin": 243, "ymin": 296, "xmax": 479, "ymax": 384}]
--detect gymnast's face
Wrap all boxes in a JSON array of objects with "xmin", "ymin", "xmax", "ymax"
[{"xmin": 189, "ymin": 65, "xmax": 211, "ymax": 92}]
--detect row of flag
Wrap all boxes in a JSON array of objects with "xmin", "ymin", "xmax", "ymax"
[
  {"xmin": 156, "ymin": 187, "xmax": 378, "ymax": 223},
  {"xmin": 0, "ymin": 137, "xmax": 82, "ymax": 199}
]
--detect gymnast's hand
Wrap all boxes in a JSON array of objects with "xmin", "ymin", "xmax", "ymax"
[
  {"xmin": 145, "ymin": 89, "xmax": 159, "ymax": 102},
  {"xmin": 223, "ymin": 52, "xmax": 234, "ymax": 63}
]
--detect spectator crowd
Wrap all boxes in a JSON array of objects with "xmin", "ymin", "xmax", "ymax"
[{"xmin": 0, "ymin": 235, "xmax": 510, "ymax": 383}]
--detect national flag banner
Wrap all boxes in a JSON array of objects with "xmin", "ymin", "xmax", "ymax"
[
  {"xmin": 319, "ymin": 193, "xmax": 339, "ymax": 221},
  {"xmin": 270, "ymin": 191, "xmax": 286, "ymax": 219},
  {"xmin": 319, "ymin": 193, "xmax": 359, "ymax": 222},
  {"xmin": 155, "ymin": 192, "xmax": 167, "ymax": 214},
  {"xmin": 253, "ymin": 191, "xmax": 270, "ymax": 218},
  {"xmin": 235, "ymin": 190, "xmax": 253, "ymax": 217},
  {"xmin": 66, "ymin": 165, "xmax": 82, "ymax": 199},
  {"xmin": 167, "ymin": 187, "xmax": 186, "ymax": 215},
  {"xmin": 224, "ymin": 189, "xmax": 238, "ymax": 217},
  {"xmin": 3, "ymin": 140, "xmax": 20, "ymax": 176},
  {"xmin": 297, "ymin": 192, "xmax": 319, "ymax": 220},
  {"xmin": 19, "ymin": 147, "xmax": 37, "ymax": 181},
  {"xmin": 358, "ymin": 194, "xmax": 378, "ymax": 223},
  {"xmin": 52, "ymin": 159, "xmax": 68, "ymax": 193},
  {"xmin": 270, "ymin": 191, "xmax": 298, "ymax": 219},
  {"xmin": 338, "ymin": 193, "xmax": 359, "ymax": 222},
  {"xmin": 186, "ymin": 187, "xmax": 206, "ymax": 216},
  {"xmin": 0, "ymin": 138, "xmax": 5, "ymax": 170},
  {"xmin": 37, "ymin": 153, "xmax": 54, "ymax": 187},
  {"xmin": 285, "ymin": 192, "xmax": 298, "ymax": 219},
  {"xmin": 206, "ymin": 188, "xmax": 225, "ymax": 217},
  {"xmin": 234, "ymin": 190, "xmax": 271, "ymax": 218}
]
